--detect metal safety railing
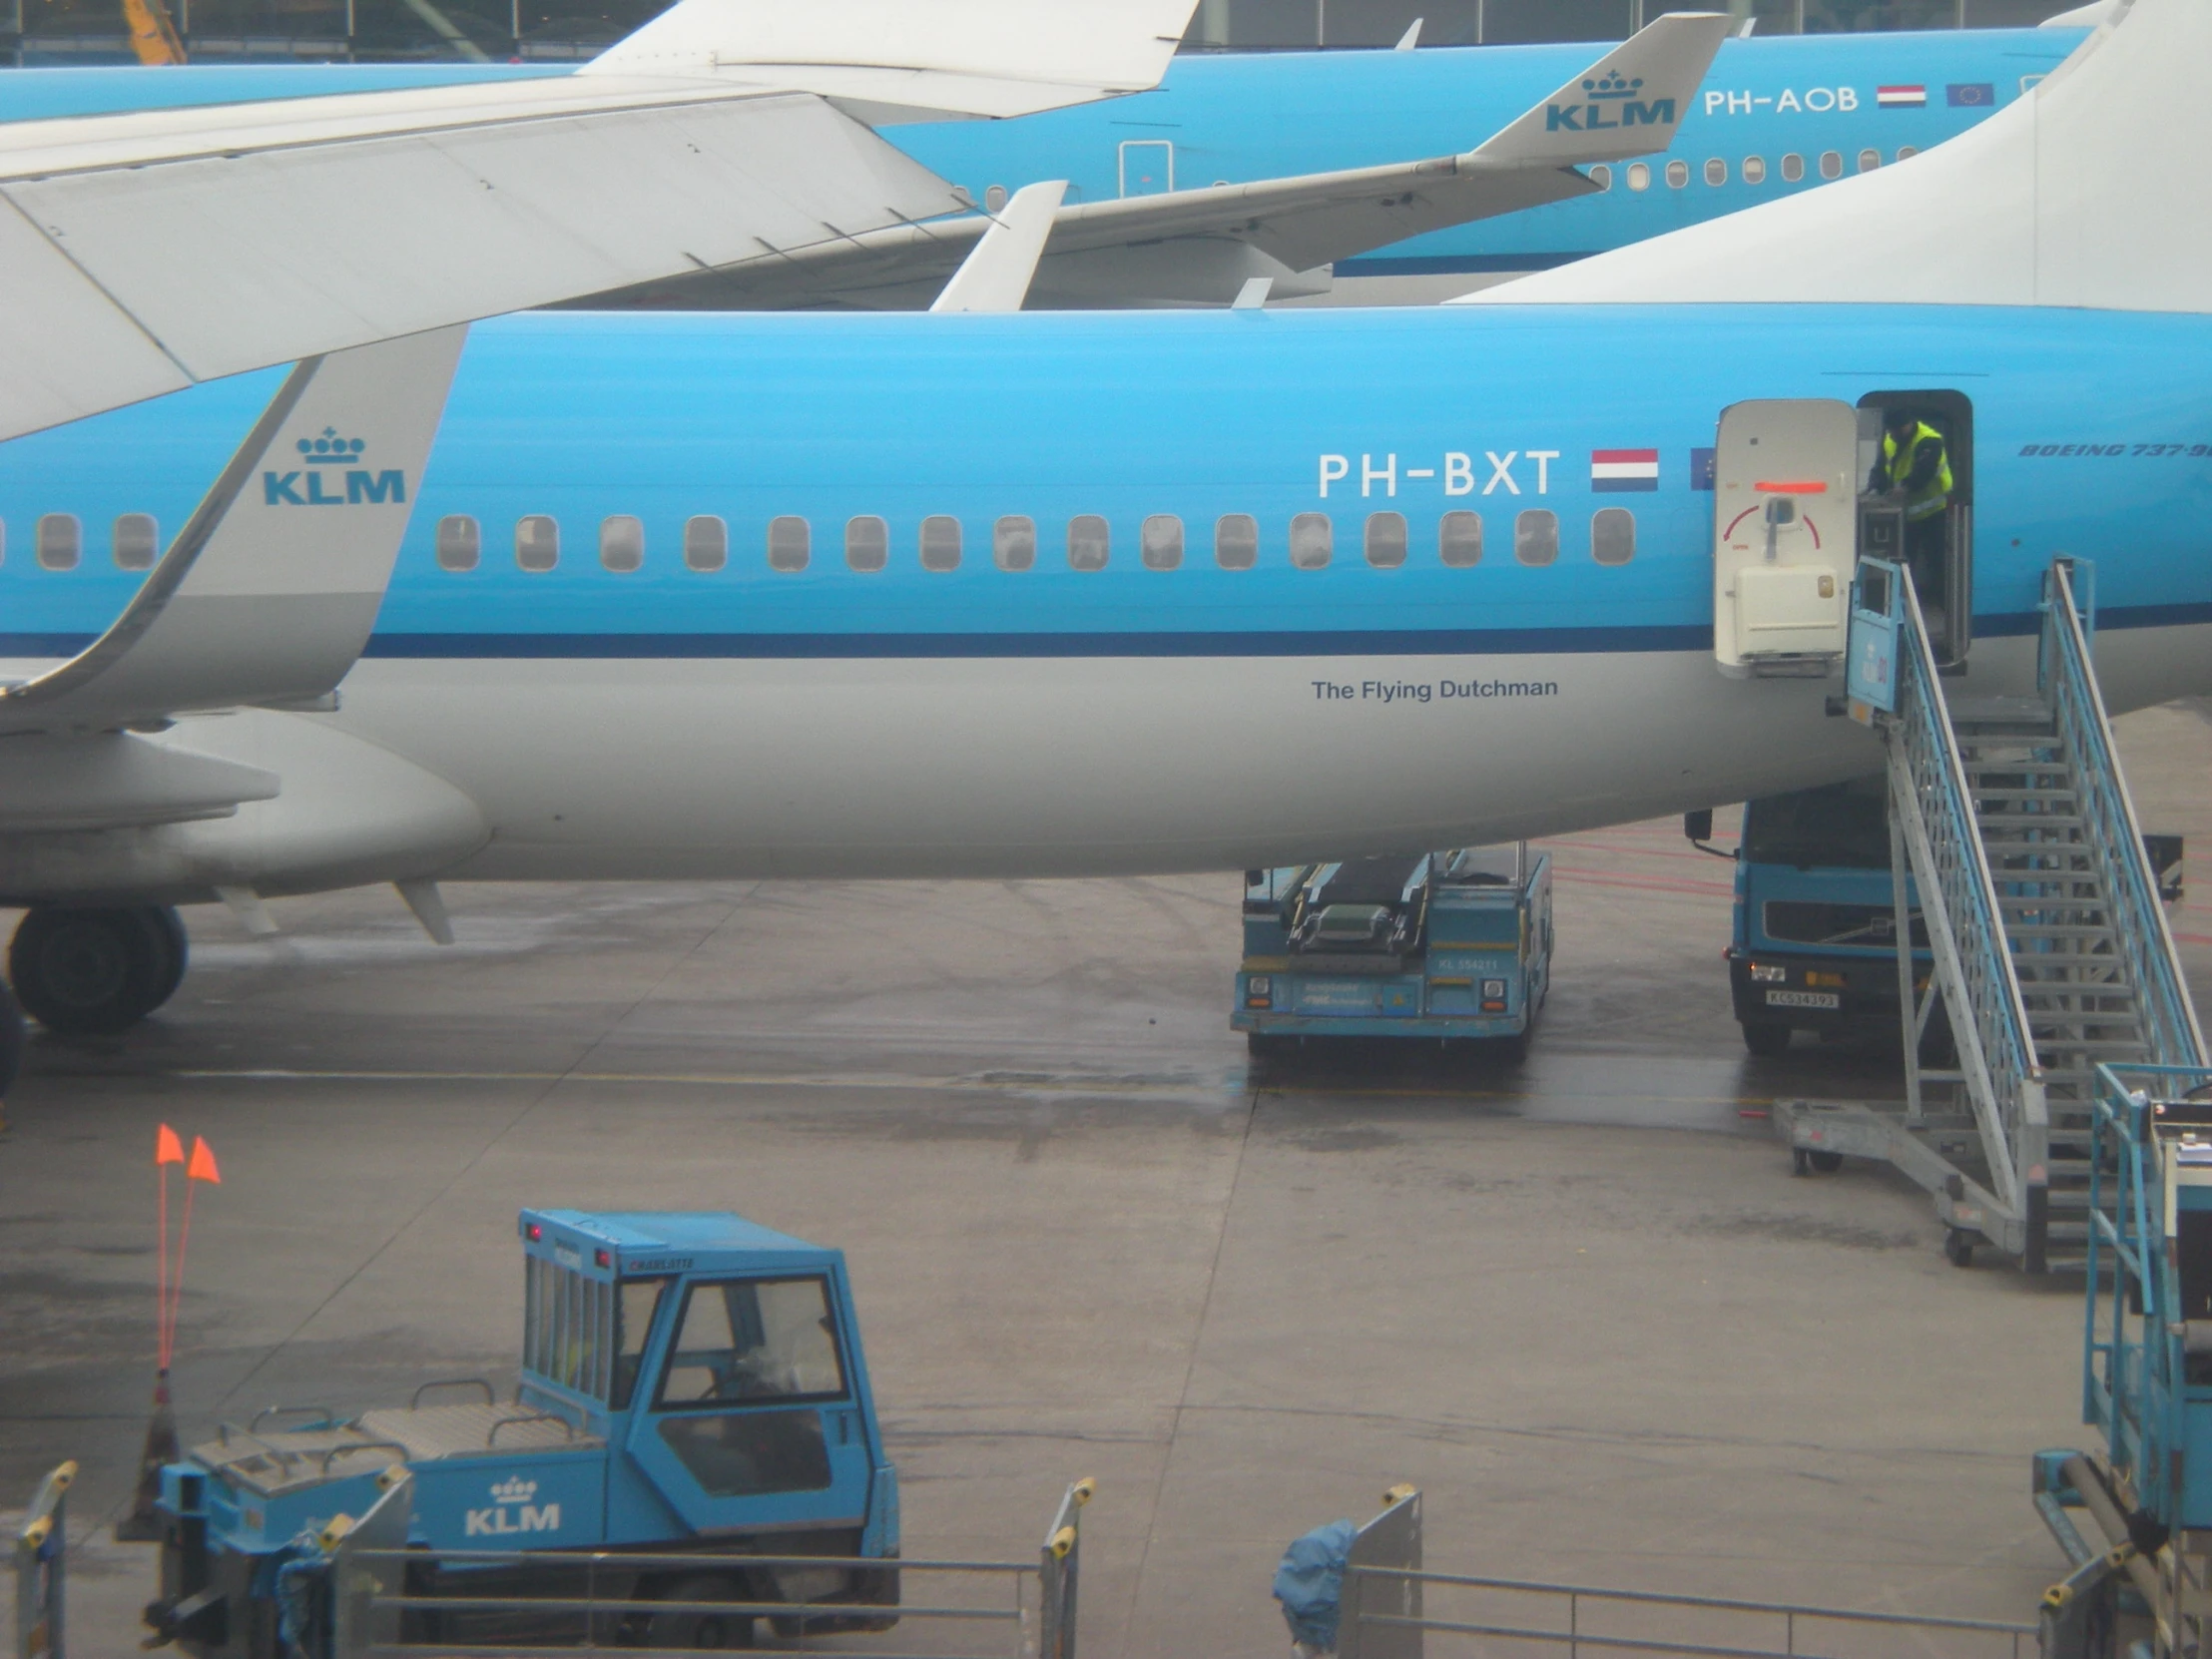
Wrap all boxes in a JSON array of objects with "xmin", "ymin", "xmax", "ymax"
[
  {"xmin": 1346, "ymin": 1569, "xmax": 2033, "ymax": 1658},
  {"xmin": 1333, "ymin": 1486, "xmax": 2030, "ymax": 1659},
  {"xmin": 12, "ymin": 1461, "xmax": 74, "ymax": 1659},
  {"xmin": 328, "ymin": 1472, "xmax": 1093, "ymax": 1659},
  {"xmin": 2039, "ymin": 563, "xmax": 2207, "ymax": 1073},
  {"xmin": 1873, "ymin": 559, "xmax": 2047, "ymax": 1242}
]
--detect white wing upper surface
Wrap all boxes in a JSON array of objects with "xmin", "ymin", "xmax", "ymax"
[{"xmin": 0, "ymin": 0, "xmax": 1200, "ymax": 443}]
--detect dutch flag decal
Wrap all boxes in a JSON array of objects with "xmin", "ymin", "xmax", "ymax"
[
  {"xmin": 1590, "ymin": 448, "xmax": 1659, "ymax": 492},
  {"xmin": 1877, "ymin": 84, "xmax": 1926, "ymax": 108}
]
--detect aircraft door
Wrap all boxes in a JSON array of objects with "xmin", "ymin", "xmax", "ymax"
[
  {"xmin": 1712, "ymin": 399, "xmax": 1859, "ymax": 678},
  {"xmin": 1118, "ymin": 139, "xmax": 1173, "ymax": 197}
]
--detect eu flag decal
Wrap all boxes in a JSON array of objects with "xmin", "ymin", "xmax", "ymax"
[
  {"xmin": 1690, "ymin": 447, "xmax": 1716, "ymax": 491},
  {"xmin": 1591, "ymin": 449, "xmax": 1659, "ymax": 492},
  {"xmin": 1946, "ymin": 82, "xmax": 1994, "ymax": 107}
]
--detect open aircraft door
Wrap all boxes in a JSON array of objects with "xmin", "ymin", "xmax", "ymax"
[{"xmin": 1712, "ymin": 399, "xmax": 1858, "ymax": 678}]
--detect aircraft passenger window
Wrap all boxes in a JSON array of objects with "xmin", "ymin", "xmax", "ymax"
[
  {"xmin": 1439, "ymin": 510, "xmax": 1482, "ymax": 568},
  {"xmin": 36, "ymin": 514, "xmax": 80, "ymax": 572},
  {"xmin": 1780, "ymin": 153, "xmax": 1805, "ymax": 183},
  {"xmin": 1215, "ymin": 514, "xmax": 1258, "ymax": 570},
  {"xmin": 1742, "ymin": 156, "xmax": 1766, "ymax": 185},
  {"xmin": 515, "ymin": 515, "xmax": 558, "ymax": 573},
  {"xmin": 1665, "ymin": 160, "xmax": 1688, "ymax": 189},
  {"xmin": 920, "ymin": 515, "xmax": 961, "ymax": 572},
  {"xmin": 1626, "ymin": 162, "xmax": 1650, "ymax": 192},
  {"xmin": 1067, "ymin": 515, "xmax": 1109, "ymax": 571},
  {"xmin": 1513, "ymin": 509, "xmax": 1558, "ymax": 567},
  {"xmin": 994, "ymin": 516, "xmax": 1036, "ymax": 571},
  {"xmin": 113, "ymin": 512, "xmax": 158, "ymax": 572},
  {"xmin": 1704, "ymin": 158, "xmax": 1727, "ymax": 187},
  {"xmin": 1591, "ymin": 506, "xmax": 1634, "ymax": 567},
  {"xmin": 1857, "ymin": 148, "xmax": 1880, "ymax": 174},
  {"xmin": 1897, "ymin": 145, "xmax": 1919, "ymax": 161},
  {"xmin": 1587, "ymin": 164, "xmax": 1611, "ymax": 191},
  {"xmin": 436, "ymin": 515, "xmax": 480, "ymax": 572},
  {"xmin": 1289, "ymin": 512, "xmax": 1332, "ymax": 570},
  {"xmin": 1364, "ymin": 512, "xmax": 1407, "ymax": 569},
  {"xmin": 1819, "ymin": 150, "xmax": 1843, "ymax": 180},
  {"xmin": 845, "ymin": 516, "xmax": 888, "ymax": 573},
  {"xmin": 1141, "ymin": 515, "xmax": 1183, "ymax": 571},
  {"xmin": 686, "ymin": 516, "xmax": 728, "ymax": 573},
  {"xmin": 984, "ymin": 184, "xmax": 1008, "ymax": 212},
  {"xmin": 767, "ymin": 515, "xmax": 809, "ymax": 573},
  {"xmin": 600, "ymin": 515, "xmax": 644, "ymax": 573}
]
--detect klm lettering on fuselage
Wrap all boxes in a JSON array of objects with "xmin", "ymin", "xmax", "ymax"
[
  {"xmin": 262, "ymin": 425, "xmax": 404, "ymax": 507},
  {"xmin": 464, "ymin": 1477, "xmax": 560, "ymax": 1538},
  {"xmin": 1546, "ymin": 69, "xmax": 1675, "ymax": 134}
]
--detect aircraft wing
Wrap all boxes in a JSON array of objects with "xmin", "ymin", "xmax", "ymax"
[
  {"xmin": 572, "ymin": 11, "xmax": 1730, "ymax": 310},
  {"xmin": 0, "ymin": 0, "xmax": 1200, "ymax": 443}
]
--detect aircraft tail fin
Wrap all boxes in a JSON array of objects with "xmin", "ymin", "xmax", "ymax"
[
  {"xmin": 582, "ymin": 0, "xmax": 1202, "ymax": 121},
  {"xmin": 1468, "ymin": 12, "xmax": 1730, "ymax": 169},
  {"xmin": 1461, "ymin": 0, "xmax": 2208, "ymax": 314}
]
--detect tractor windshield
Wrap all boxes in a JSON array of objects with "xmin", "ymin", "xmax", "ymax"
[{"xmin": 654, "ymin": 1276, "xmax": 847, "ymax": 1406}]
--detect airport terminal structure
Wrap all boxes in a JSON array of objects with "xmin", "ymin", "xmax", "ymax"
[{"xmin": 5, "ymin": 1, "xmax": 2212, "ymax": 1657}]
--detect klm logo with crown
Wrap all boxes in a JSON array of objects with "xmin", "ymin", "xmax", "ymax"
[
  {"xmin": 1547, "ymin": 70, "xmax": 1677, "ymax": 133},
  {"xmin": 465, "ymin": 1474, "xmax": 562, "ymax": 1537},
  {"xmin": 262, "ymin": 426, "xmax": 407, "ymax": 508}
]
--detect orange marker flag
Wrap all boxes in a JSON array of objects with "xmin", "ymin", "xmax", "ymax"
[
  {"xmin": 155, "ymin": 1125, "xmax": 182, "ymax": 1368},
  {"xmin": 170, "ymin": 1137, "xmax": 219, "ymax": 1368}
]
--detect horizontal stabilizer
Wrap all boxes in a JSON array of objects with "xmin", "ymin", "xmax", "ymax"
[
  {"xmin": 0, "ymin": 82, "xmax": 962, "ymax": 442},
  {"xmin": 930, "ymin": 180, "xmax": 1067, "ymax": 311},
  {"xmin": 1470, "ymin": 11, "xmax": 1729, "ymax": 167},
  {"xmin": 0, "ymin": 325, "xmax": 466, "ymax": 737},
  {"xmin": 583, "ymin": 0, "xmax": 1201, "ymax": 120}
]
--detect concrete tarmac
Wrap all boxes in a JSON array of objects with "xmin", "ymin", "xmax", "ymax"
[{"xmin": 4, "ymin": 698, "xmax": 2208, "ymax": 1656}]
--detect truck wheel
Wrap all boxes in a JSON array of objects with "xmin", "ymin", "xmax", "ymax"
[
  {"xmin": 644, "ymin": 1574, "xmax": 753, "ymax": 1649},
  {"xmin": 1740, "ymin": 1021, "xmax": 1791, "ymax": 1057},
  {"xmin": 1943, "ymin": 1228, "xmax": 1975, "ymax": 1269},
  {"xmin": 1806, "ymin": 1150, "xmax": 1845, "ymax": 1174}
]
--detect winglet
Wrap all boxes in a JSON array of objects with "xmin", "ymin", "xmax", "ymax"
[
  {"xmin": 0, "ymin": 325, "xmax": 468, "ymax": 737},
  {"xmin": 1394, "ymin": 16, "xmax": 1421, "ymax": 50},
  {"xmin": 930, "ymin": 181, "xmax": 1068, "ymax": 312},
  {"xmin": 583, "ymin": 0, "xmax": 1203, "ymax": 120},
  {"xmin": 1468, "ymin": 12, "xmax": 1730, "ymax": 167}
]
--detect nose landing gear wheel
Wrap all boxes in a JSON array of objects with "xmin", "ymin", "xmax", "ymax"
[{"xmin": 9, "ymin": 906, "xmax": 183, "ymax": 1035}]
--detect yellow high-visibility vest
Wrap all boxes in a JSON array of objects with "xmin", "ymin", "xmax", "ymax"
[{"xmin": 1882, "ymin": 422, "xmax": 1953, "ymax": 522}]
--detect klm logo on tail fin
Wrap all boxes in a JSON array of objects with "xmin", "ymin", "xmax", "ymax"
[
  {"xmin": 262, "ymin": 427, "xmax": 405, "ymax": 507},
  {"xmin": 1547, "ymin": 71, "xmax": 1676, "ymax": 132}
]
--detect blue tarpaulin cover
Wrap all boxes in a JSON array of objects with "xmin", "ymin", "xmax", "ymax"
[{"xmin": 1273, "ymin": 1519, "xmax": 1358, "ymax": 1650}]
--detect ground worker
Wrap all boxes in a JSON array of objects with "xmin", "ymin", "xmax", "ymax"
[{"xmin": 1871, "ymin": 408, "xmax": 1953, "ymax": 600}]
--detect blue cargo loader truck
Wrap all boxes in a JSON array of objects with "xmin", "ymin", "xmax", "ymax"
[
  {"xmin": 1234, "ymin": 844, "xmax": 1552, "ymax": 1058},
  {"xmin": 143, "ymin": 1209, "xmax": 899, "ymax": 1656}
]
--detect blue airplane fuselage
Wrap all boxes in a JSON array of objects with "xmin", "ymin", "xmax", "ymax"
[
  {"xmin": 0, "ymin": 299, "xmax": 2205, "ymax": 888},
  {"xmin": 0, "ymin": 28, "xmax": 2085, "ymax": 277}
]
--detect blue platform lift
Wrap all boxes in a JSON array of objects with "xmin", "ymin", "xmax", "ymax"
[
  {"xmin": 142, "ymin": 1210, "xmax": 901, "ymax": 1657},
  {"xmin": 1234, "ymin": 844, "xmax": 1552, "ymax": 1057}
]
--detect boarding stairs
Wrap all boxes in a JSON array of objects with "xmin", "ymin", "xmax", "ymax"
[{"xmin": 1776, "ymin": 558, "xmax": 2205, "ymax": 1272}]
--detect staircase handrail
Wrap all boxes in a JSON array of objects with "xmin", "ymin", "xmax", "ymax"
[
  {"xmin": 2041, "ymin": 562, "xmax": 2208, "ymax": 1067},
  {"xmin": 1886, "ymin": 562, "xmax": 2045, "ymax": 1213}
]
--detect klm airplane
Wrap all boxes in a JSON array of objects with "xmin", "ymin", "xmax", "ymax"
[
  {"xmin": 0, "ymin": 0, "xmax": 2193, "ymax": 1037},
  {"xmin": 0, "ymin": 23, "xmax": 2087, "ymax": 302}
]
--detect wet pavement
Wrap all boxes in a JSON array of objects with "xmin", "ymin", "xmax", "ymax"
[{"xmin": 3, "ymin": 697, "xmax": 2208, "ymax": 1656}]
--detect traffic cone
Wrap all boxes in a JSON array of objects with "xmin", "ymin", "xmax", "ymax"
[{"xmin": 114, "ymin": 1370, "xmax": 180, "ymax": 1541}]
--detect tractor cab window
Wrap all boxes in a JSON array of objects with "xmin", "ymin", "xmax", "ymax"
[
  {"xmin": 655, "ymin": 1277, "xmax": 847, "ymax": 1406},
  {"xmin": 611, "ymin": 1277, "xmax": 671, "ymax": 1409}
]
